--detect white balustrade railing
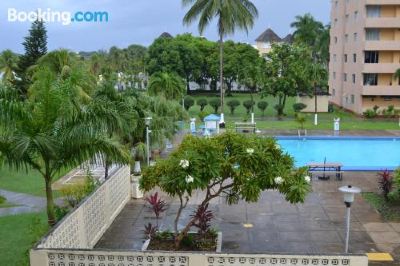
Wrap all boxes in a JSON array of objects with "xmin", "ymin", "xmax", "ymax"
[{"xmin": 36, "ymin": 166, "xmax": 131, "ymax": 249}]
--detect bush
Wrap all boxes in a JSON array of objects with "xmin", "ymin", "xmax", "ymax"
[
  {"xmin": 227, "ymin": 99, "xmax": 240, "ymax": 114},
  {"xmin": 328, "ymin": 103, "xmax": 334, "ymax": 113},
  {"xmin": 198, "ymin": 110, "xmax": 211, "ymax": 122},
  {"xmin": 389, "ymin": 168, "xmax": 400, "ymax": 201},
  {"xmin": 197, "ymin": 98, "xmax": 208, "ymax": 111},
  {"xmin": 378, "ymin": 170, "xmax": 393, "ymax": 201},
  {"xmin": 373, "ymin": 105, "xmax": 379, "ymax": 114},
  {"xmin": 0, "ymin": 195, "xmax": 5, "ymax": 204},
  {"xmin": 382, "ymin": 105, "xmax": 395, "ymax": 118},
  {"xmin": 293, "ymin": 103, "xmax": 307, "ymax": 113},
  {"xmin": 363, "ymin": 109, "xmax": 377, "ymax": 119},
  {"xmin": 242, "ymin": 100, "xmax": 255, "ymax": 114},
  {"xmin": 183, "ymin": 96, "xmax": 195, "ymax": 111},
  {"xmin": 209, "ymin": 98, "xmax": 221, "ymax": 113},
  {"xmin": 60, "ymin": 175, "xmax": 99, "ymax": 208},
  {"xmin": 257, "ymin": 101, "xmax": 268, "ymax": 116},
  {"xmin": 54, "ymin": 205, "xmax": 70, "ymax": 222}
]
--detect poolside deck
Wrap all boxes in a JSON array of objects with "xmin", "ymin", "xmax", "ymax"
[{"xmin": 95, "ymin": 172, "xmax": 400, "ymax": 263}]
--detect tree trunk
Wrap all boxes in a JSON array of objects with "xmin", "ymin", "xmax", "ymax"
[
  {"xmin": 219, "ymin": 33, "xmax": 224, "ymax": 114},
  {"xmin": 45, "ymin": 176, "xmax": 56, "ymax": 226}
]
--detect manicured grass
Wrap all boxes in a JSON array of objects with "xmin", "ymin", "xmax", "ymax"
[
  {"xmin": 188, "ymin": 93, "xmax": 400, "ymax": 130},
  {"xmin": 362, "ymin": 192, "xmax": 400, "ymax": 221},
  {"xmin": 0, "ymin": 212, "xmax": 48, "ymax": 266},
  {"xmin": 0, "ymin": 167, "xmax": 69, "ymax": 197}
]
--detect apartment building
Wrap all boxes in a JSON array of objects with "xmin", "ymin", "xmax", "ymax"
[{"xmin": 329, "ymin": 0, "xmax": 400, "ymax": 114}]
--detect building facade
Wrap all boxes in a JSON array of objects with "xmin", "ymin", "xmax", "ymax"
[
  {"xmin": 254, "ymin": 28, "xmax": 292, "ymax": 57},
  {"xmin": 329, "ymin": 0, "xmax": 400, "ymax": 114}
]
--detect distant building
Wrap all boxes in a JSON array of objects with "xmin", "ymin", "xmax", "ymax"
[
  {"xmin": 329, "ymin": 0, "xmax": 400, "ymax": 114},
  {"xmin": 254, "ymin": 28, "xmax": 293, "ymax": 57}
]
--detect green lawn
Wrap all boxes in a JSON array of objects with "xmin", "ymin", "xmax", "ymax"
[
  {"xmin": 187, "ymin": 93, "xmax": 400, "ymax": 130},
  {"xmin": 0, "ymin": 167, "xmax": 70, "ymax": 197},
  {"xmin": 0, "ymin": 212, "xmax": 48, "ymax": 266},
  {"xmin": 363, "ymin": 192, "xmax": 400, "ymax": 222}
]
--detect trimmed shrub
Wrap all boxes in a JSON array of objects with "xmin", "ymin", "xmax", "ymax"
[
  {"xmin": 293, "ymin": 103, "xmax": 307, "ymax": 113},
  {"xmin": 243, "ymin": 100, "xmax": 255, "ymax": 114},
  {"xmin": 209, "ymin": 98, "xmax": 221, "ymax": 113},
  {"xmin": 363, "ymin": 109, "xmax": 377, "ymax": 119},
  {"xmin": 0, "ymin": 195, "xmax": 5, "ymax": 204},
  {"xmin": 197, "ymin": 98, "xmax": 208, "ymax": 111},
  {"xmin": 257, "ymin": 101, "xmax": 268, "ymax": 116},
  {"xmin": 227, "ymin": 99, "xmax": 240, "ymax": 114},
  {"xmin": 183, "ymin": 96, "xmax": 195, "ymax": 111}
]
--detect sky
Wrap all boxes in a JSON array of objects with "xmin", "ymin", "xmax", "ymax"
[{"xmin": 0, "ymin": 0, "xmax": 331, "ymax": 53}]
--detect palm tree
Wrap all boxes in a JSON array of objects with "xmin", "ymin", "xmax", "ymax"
[
  {"xmin": 148, "ymin": 72, "xmax": 185, "ymax": 100},
  {"xmin": 182, "ymin": 0, "xmax": 258, "ymax": 120},
  {"xmin": 0, "ymin": 50, "xmax": 19, "ymax": 84},
  {"xmin": 291, "ymin": 13, "xmax": 324, "ymax": 48},
  {"xmin": 0, "ymin": 70, "xmax": 130, "ymax": 226}
]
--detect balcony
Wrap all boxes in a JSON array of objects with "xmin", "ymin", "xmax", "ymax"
[
  {"xmin": 365, "ymin": 17, "xmax": 400, "ymax": 28},
  {"xmin": 365, "ymin": 41, "xmax": 400, "ymax": 51},
  {"xmin": 362, "ymin": 85, "xmax": 400, "ymax": 96},
  {"xmin": 366, "ymin": 0, "xmax": 400, "ymax": 4},
  {"xmin": 363, "ymin": 63, "xmax": 400, "ymax": 73}
]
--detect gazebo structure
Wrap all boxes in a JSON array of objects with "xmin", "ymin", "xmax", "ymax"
[{"xmin": 203, "ymin": 114, "xmax": 220, "ymax": 135}]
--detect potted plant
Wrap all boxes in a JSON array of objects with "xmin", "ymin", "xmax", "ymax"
[
  {"xmin": 140, "ymin": 132, "xmax": 311, "ymax": 252},
  {"xmin": 132, "ymin": 142, "xmax": 146, "ymax": 175}
]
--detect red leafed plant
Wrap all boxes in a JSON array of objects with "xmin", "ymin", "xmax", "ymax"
[
  {"xmin": 378, "ymin": 170, "xmax": 393, "ymax": 201},
  {"xmin": 145, "ymin": 192, "xmax": 166, "ymax": 224},
  {"xmin": 191, "ymin": 203, "xmax": 214, "ymax": 236},
  {"xmin": 143, "ymin": 223, "xmax": 158, "ymax": 239}
]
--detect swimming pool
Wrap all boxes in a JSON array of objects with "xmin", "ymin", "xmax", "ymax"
[{"xmin": 277, "ymin": 136, "xmax": 400, "ymax": 171}]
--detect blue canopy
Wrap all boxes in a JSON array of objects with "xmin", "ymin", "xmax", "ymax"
[{"xmin": 204, "ymin": 114, "xmax": 220, "ymax": 122}]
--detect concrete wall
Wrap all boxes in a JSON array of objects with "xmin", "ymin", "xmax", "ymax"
[{"xmin": 297, "ymin": 96, "xmax": 330, "ymax": 113}]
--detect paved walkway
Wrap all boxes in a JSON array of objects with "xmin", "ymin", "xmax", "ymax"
[
  {"xmin": 96, "ymin": 172, "xmax": 400, "ymax": 264},
  {"xmin": 0, "ymin": 189, "xmax": 46, "ymax": 216}
]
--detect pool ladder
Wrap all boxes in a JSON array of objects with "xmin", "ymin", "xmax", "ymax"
[{"xmin": 297, "ymin": 129, "xmax": 307, "ymax": 138}]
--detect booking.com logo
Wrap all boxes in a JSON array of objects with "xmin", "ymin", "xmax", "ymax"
[{"xmin": 7, "ymin": 8, "xmax": 109, "ymax": 25}]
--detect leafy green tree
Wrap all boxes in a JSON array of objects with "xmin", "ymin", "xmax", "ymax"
[
  {"xmin": 0, "ymin": 50, "xmax": 19, "ymax": 84},
  {"xmin": 148, "ymin": 72, "xmax": 185, "ymax": 100},
  {"xmin": 196, "ymin": 98, "xmax": 208, "ymax": 111},
  {"xmin": 183, "ymin": 0, "xmax": 258, "ymax": 115},
  {"xmin": 15, "ymin": 19, "xmax": 47, "ymax": 96},
  {"xmin": 394, "ymin": 68, "xmax": 400, "ymax": 82},
  {"xmin": 257, "ymin": 101, "xmax": 268, "ymax": 116},
  {"xmin": 243, "ymin": 100, "xmax": 255, "ymax": 114},
  {"xmin": 262, "ymin": 43, "xmax": 313, "ymax": 116},
  {"xmin": 227, "ymin": 99, "xmax": 240, "ymax": 114},
  {"xmin": 0, "ymin": 75, "xmax": 130, "ymax": 226},
  {"xmin": 183, "ymin": 96, "xmax": 195, "ymax": 111},
  {"xmin": 141, "ymin": 132, "xmax": 311, "ymax": 248},
  {"xmin": 209, "ymin": 98, "xmax": 221, "ymax": 113}
]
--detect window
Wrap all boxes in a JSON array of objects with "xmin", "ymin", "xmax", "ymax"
[
  {"xmin": 334, "ymin": 37, "xmax": 338, "ymax": 43},
  {"xmin": 333, "ymin": 72, "xmax": 336, "ymax": 79},
  {"xmin": 333, "ymin": 54, "xmax": 337, "ymax": 62},
  {"xmin": 345, "ymin": 34, "xmax": 349, "ymax": 42},
  {"xmin": 366, "ymin": 29, "xmax": 380, "ymax": 40},
  {"xmin": 332, "ymin": 89, "xmax": 336, "ymax": 96},
  {"xmin": 354, "ymin": 11, "xmax": 358, "ymax": 20},
  {"xmin": 354, "ymin": 33, "xmax": 358, "ymax": 41},
  {"xmin": 367, "ymin": 6, "xmax": 381, "ymax": 18},
  {"xmin": 335, "ymin": 1, "xmax": 338, "ymax": 8},
  {"xmin": 352, "ymin": 74, "xmax": 356, "ymax": 84},
  {"xmin": 363, "ymin": 74, "xmax": 378, "ymax": 85},
  {"xmin": 353, "ymin": 53, "xmax": 357, "ymax": 62},
  {"xmin": 344, "ymin": 54, "xmax": 348, "ymax": 63},
  {"xmin": 351, "ymin": 95, "xmax": 355, "ymax": 104},
  {"xmin": 365, "ymin": 51, "xmax": 379, "ymax": 63},
  {"xmin": 345, "ymin": 14, "xmax": 349, "ymax": 22},
  {"xmin": 334, "ymin": 18, "xmax": 338, "ymax": 26},
  {"xmin": 344, "ymin": 73, "xmax": 348, "ymax": 82}
]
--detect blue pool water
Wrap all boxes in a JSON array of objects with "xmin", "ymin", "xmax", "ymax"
[{"xmin": 277, "ymin": 137, "xmax": 400, "ymax": 171}]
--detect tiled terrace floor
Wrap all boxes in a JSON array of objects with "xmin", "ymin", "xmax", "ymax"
[{"xmin": 96, "ymin": 172, "xmax": 400, "ymax": 263}]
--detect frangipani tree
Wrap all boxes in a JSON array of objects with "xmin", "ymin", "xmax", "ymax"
[{"xmin": 141, "ymin": 132, "xmax": 311, "ymax": 247}]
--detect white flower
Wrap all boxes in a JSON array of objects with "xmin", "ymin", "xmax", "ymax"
[
  {"xmin": 304, "ymin": 176, "xmax": 311, "ymax": 183},
  {"xmin": 179, "ymin": 159, "xmax": 189, "ymax": 169},
  {"xmin": 275, "ymin": 144, "xmax": 281, "ymax": 150},
  {"xmin": 274, "ymin": 176, "xmax": 284, "ymax": 185},
  {"xmin": 246, "ymin": 148, "xmax": 254, "ymax": 154},
  {"xmin": 185, "ymin": 175, "xmax": 194, "ymax": 183}
]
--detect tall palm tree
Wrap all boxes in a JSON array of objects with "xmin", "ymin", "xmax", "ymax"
[
  {"xmin": 290, "ymin": 13, "xmax": 324, "ymax": 49},
  {"xmin": 148, "ymin": 72, "xmax": 185, "ymax": 100},
  {"xmin": 0, "ymin": 50, "xmax": 19, "ymax": 84},
  {"xmin": 182, "ymin": 0, "xmax": 258, "ymax": 121},
  {"xmin": 0, "ymin": 70, "xmax": 130, "ymax": 226}
]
